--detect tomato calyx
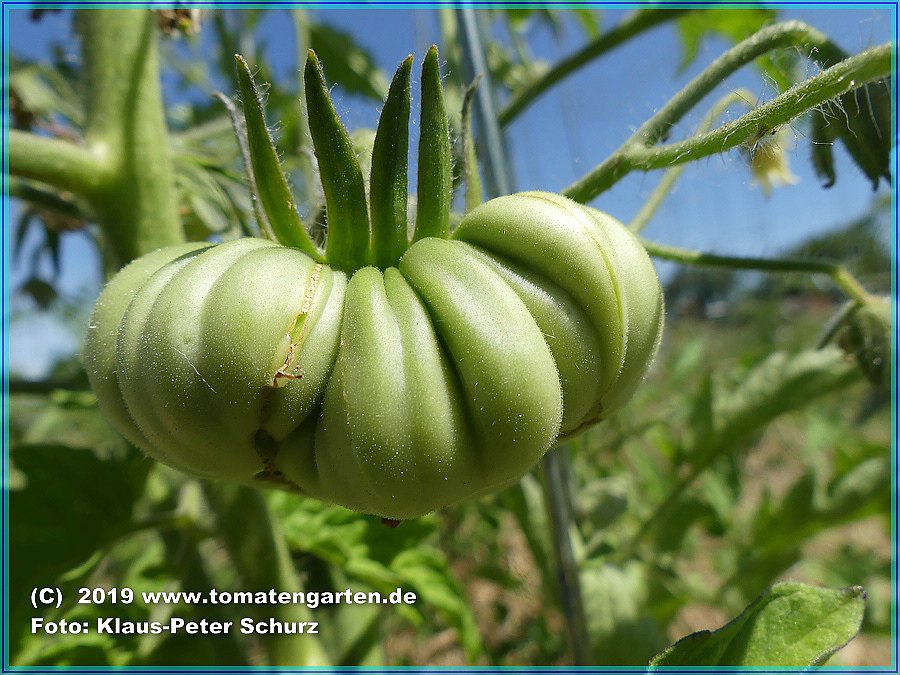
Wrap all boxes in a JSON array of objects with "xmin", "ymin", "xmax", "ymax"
[{"xmin": 231, "ymin": 47, "xmax": 454, "ymax": 276}]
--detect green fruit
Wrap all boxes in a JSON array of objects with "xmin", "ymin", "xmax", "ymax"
[{"xmin": 84, "ymin": 191, "xmax": 664, "ymax": 519}]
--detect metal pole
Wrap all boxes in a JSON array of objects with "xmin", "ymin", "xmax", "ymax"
[{"xmin": 454, "ymin": 8, "xmax": 592, "ymax": 665}]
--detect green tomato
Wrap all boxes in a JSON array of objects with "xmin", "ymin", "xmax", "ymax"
[{"xmin": 84, "ymin": 191, "xmax": 664, "ymax": 519}]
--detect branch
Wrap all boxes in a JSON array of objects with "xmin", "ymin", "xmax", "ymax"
[
  {"xmin": 628, "ymin": 89, "xmax": 754, "ymax": 233},
  {"xmin": 641, "ymin": 238, "xmax": 876, "ymax": 305},
  {"xmin": 564, "ymin": 26, "xmax": 889, "ymax": 202},
  {"xmin": 8, "ymin": 130, "xmax": 105, "ymax": 196},
  {"xmin": 498, "ymin": 9, "xmax": 691, "ymax": 127},
  {"xmin": 632, "ymin": 20, "xmax": 845, "ymax": 148}
]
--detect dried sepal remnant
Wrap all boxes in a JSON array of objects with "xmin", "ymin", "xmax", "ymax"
[
  {"xmin": 273, "ymin": 343, "xmax": 304, "ymax": 388},
  {"xmin": 252, "ymin": 429, "xmax": 300, "ymax": 490},
  {"xmin": 272, "ymin": 263, "xmax": 325, "ymax": 388}
]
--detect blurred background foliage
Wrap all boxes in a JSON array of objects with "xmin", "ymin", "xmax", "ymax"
[{"xmin": 6, "ymin": 7, "xmax": 894, "ymax": 666}]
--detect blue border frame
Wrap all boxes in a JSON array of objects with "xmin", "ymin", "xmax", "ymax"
[{"xmin": 1, "ymin": 2, "xmax": 898, "ymax": 672}]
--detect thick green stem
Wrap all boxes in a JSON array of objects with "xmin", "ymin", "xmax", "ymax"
[
  {"xmin": 564, "ymin": 27, "xmax": 889, "ymax": 202},
  {"xmin": 499, "ymin": 9, "xmax": 691, "ymax": 127},
  {"xmin": 642, "ymin": 239, "xmax": 876, "ymax": 305},
  {"xmin": 77, "ymin": 9, "xmax": 183, "ymax": 265}
]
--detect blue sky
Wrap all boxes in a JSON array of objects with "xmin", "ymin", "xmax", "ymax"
[{"xmin": 6, "ymin": 6, "xmax": 896, "ymax": 378}]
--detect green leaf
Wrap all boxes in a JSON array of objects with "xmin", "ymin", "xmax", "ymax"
[
  {"xmin": 821, "ymin": 455, "xmax": 891, "ymax": 523},
  {"xmin": 810, "ymin": 109, "xmax": 836, "ymax": 188},
  {"xmin": 9, "ymin": 443, "xmax": 148, "ymax": 658},
  {"xmin": 413, "ymin": 46, "xmax": 452, "ymax": 242},
  {"xmin": 686, "ymin": 372, "xmax": 714, "ymax": 458},
  {"xmin": 650, "ymin": 581, "xmax": 866, "ymax": 666},
  {"xmin": 269, "ymin": 492, "xmax": 483, "ymax": 660},
  {"xmin": 676, "ymin": 10, "xmax": 777, "ymax": 71},
  {"xmin": 10, "ymin": 62, "xmax": 84, "ymax": 126},
  {"xmin": 714, "ymin": 348, "xmax": 859, "ymax": 450},
  {"xmin": 369, "ymin": 55, "xmax": 412, "ymax": 269},
  {"xmin": 676, "ymin": 11, "xmax": 806, "ymax": 93},
  {"xmin": 12, "ymin": 208, "xmax": 35, "ymax": 262},
  {"xmin": 502, "ymin": 475, "xmax": 553, "ymax": 586},
  {"xmin": 308, "ymin": 24, "xmax": 389, "ymax": 101},
  {"xmin": 19, "ymin": 390, "xmax": 119, "ymax": 454},
  {"xmin": 576, "ymin": 476, "xmax": 629, "ymax": 530},
  {"xmin": 391, "ymin": 548, "xmax": 482, "ymax": 661},
  {"xmin": 233, "ymin": 55, "xmax": 320, "ymax": 258},
  {"xmin": 811, "ymin": 79, "xmax": 892, "ymax": 190},
  {"xmin": 20, "ymin": 277, "xmax": 57, "ymax": 309},
  {"xmin": 581, "ymin": 562, "xmax": 668, "ymax": 665},
  {"xmin": 305, "ymin": 50, "xmax": 371, "ymax": 272},
  {"xmin": 569, "ymin": 8, "xmax": 601, "ymax": 38}
]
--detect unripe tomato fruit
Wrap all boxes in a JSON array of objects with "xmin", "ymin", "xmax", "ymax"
[{"xmin": 85, "ymin": 191, "xmax": 662, "ymax": 519}]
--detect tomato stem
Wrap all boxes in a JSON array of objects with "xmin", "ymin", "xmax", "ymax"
[
  {"xmin": 564, "ymin": 27, "xmax": 891, "ymax": 202},
  {"xmin": 642, "ymin": 239, "xmax": 878, "ymax": 306},
  {"xmin": 7, "ymin": 130, "xmax": 105, "ymax": 195},
  {"xmin": 202, "ymin": 484, "xmax": 329, "ymax": 666},
  {"xmin": 628, "ymin": 89, "xmax": 755, "ymax": 234},
  {"xmin": 7, "ymin": 10, "xmax": 185, "ymax": 267}
]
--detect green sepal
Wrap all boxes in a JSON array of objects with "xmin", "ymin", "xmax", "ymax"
[
  {"xmin": 304, "ymin": 50, "xmax": 371, "ymax": 272},
  {"xmin": 370, "ymin": 55, "xmax": 412, "ymax": 270},
  {"xmin": 233, "ymin": 55, "xmax": 321, "ymax": 259},
  {"xmin": 413, "ymin": 46, "xmax": 452, "ymax": 242}
]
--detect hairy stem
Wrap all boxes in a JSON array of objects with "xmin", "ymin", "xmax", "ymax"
[
  {"xmin": 632, "ymin": 21, "xmax": 845, "ymax": 148},
  {"xmin": 499, "ymin": 9, "xmax": 691, "ymax": 126},
  {"xmin": 642, "ymin": 238, "xmax": 876, "ymax": 305},
  {"xmin": 629, "ymin": 89, "xmax": 754, "ymax": 233},
  {"xmin": 564, "ymin": 26, "xmax": 889, "ymax": 202}
]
